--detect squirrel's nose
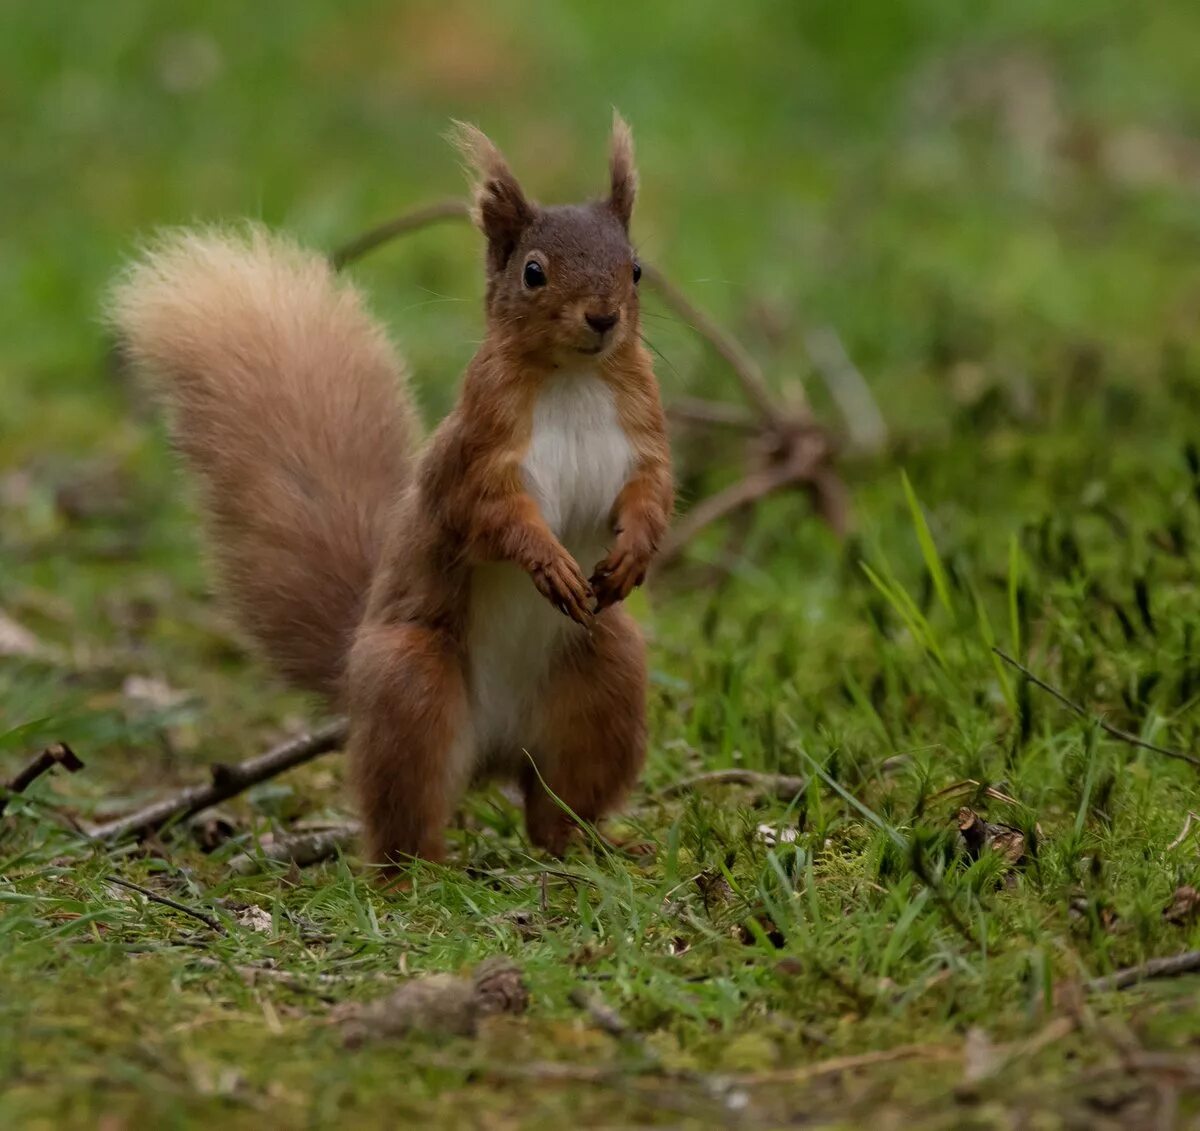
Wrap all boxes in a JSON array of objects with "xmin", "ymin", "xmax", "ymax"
[{"xmin": 585, "ymin": 310, "xmax": 619, "ymax": 335}]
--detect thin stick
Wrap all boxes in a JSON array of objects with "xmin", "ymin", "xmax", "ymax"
[
  {"xmin": 656, "ymin": 768, "xmax": 806, "ymax": 800},
  {"xmin": 641, "ymin": 262, "xmax": 790, "ymax": 426},
  {"xmin": 0, "ymin": 743, "xmax": 84, "ymax": 816},
  {"xmin": 330, "ymin": 199, "xmax": 471, "ymax": 270},
  {"xmin": 666, "ymin": 396, "xmax": 761, "ymax": 433},
  {"xmin": 568, "ymin": 987, "xmax": 632, "ymax": 1039},
  {"xmin": 1167, "ymin": 811, "xmax": 1199, "ymax": 852},
  {"xmin": 227, "ymin": 823, "xmax": 360, "ymax": 875},
  {"xmin": 105, "ymin": 874, "xmax": 225, "ymax": 932},
  {"xmin": 657, "ymin": 426, "xmax": 839, "ymax": 566},
  {"xmin": 992, "ymin": 648, "xmax": 1200, "ymax": 769},
  {"xmin": 1086, "ymin": 950, "xmax": 1200, "ymax": 993},
  {"xmin": 90, "ymin": 720, "xmax": 348, "ymax": 842}
]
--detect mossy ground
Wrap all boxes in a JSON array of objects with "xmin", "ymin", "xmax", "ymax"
[{"xmin": 5, "ymin": 3, "xmax": 1200, "ymax": 1127}]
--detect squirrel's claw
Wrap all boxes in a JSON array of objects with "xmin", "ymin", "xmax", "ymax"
[{"xmin": 532, "ymin": 554, "xmax": 594, "ymax": 627}]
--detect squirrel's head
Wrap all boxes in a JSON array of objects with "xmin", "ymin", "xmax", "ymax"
[{"xmin": 451, "ymin": 114, "xmax": 641, "ymax": 367}]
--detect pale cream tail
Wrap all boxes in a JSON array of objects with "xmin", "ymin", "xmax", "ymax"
[{"xmin": 107, "ymin": 226, "xmax": 416, "ymax": 699}]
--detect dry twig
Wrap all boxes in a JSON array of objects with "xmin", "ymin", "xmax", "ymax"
[
  {"xmin": 639, "ymin": 263, "xmax": 789, "ymax": 426},
  {"xmin": 1086, "ymin": 950, "xmax": 1200, "ymax": 994},
  {"xmin": 331, "ymin": 199, "xmax": 470, "ymax": 270},
  {"xmin": 228, "ymin": 822, "xmax": 360, "ymax": 875},
  {"xmin": 656, "ymin": 424, "xmax": 846, "ymax": 565},
  {"xmin": 1167, "ymin": 811, "xmax": 1200, "ymax": 852},
  {"xmin": 0, "ymin": 742, "xmax": 84, "ymax": 816},
  {"xmin": 90, "ymin": 720, "xmax": 347, "ymax": 842},
  {"xmin": 656, "ymin": 767, "xmax": 806, "ymax": 801},
  {"xmin": 105, "ymin": 874, "xmax": 224, "ymax": 932},
  {"xmin": 568, "ymin": 986, "xmax": 632, "ymax": 1039},
  {"xmin": 993, "ymin": 649, "xmax": 1200, "ymax": 770}
]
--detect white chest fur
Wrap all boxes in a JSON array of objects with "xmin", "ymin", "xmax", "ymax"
[
  {"xmin": 521, "ymin": 371, "xmax": 634, "ymax": 552},
  {"xmin": 465, "ymin": 371, "xmax": 633, "ymax": 767}
]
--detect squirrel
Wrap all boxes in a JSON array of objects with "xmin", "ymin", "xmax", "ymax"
[{"xmin": 106, "ymin": 115, "xmax": 674, "ymax": 869}]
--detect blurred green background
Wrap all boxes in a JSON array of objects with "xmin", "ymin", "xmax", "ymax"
[{"xmin": 6, "ymin": 0, "xmax": 1200, "ymax": 434}]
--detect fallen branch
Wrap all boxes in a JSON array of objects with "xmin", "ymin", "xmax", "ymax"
[
  {"xmin": 90, "ymin": 720, "xmax": 348, "ymax": 842},
  {"xmin": 656, "ymin": 768, "xmax": 807, "ymax": 801},
  {"xmin": 228, "ymin": 822, "xmax": 360, "ymax": 875},
  {"xmin": 106, "ymin": 874, "xmax": 224, "ymax": 932},
  {"xmin": 657, "ymin": 423, "xmax": 846, "ymax": 565},
  {"xmin": 0, "ymin": 743, "xmax": 84, "ymax": 817},
  {"xmin": 993, "ymin": 648, "xmax": 1200, "ymax": 770},
  {"xmin": 1086, "ymin": 950, "xmax": 1200, "ymax": 994}
]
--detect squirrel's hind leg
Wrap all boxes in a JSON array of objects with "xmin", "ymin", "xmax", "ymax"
[
  {"xmin": 346, "ymin": 623, "xmax": 473, "ymax": 869},
  {"xmin": 521, "ymin": 608, "xmax": 648, "ymax": 855}
]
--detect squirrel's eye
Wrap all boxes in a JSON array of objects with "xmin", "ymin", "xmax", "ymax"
[
  {"xmin": 632, "ymin": 260, "xmax": 642, "ymax": 284},
  {"xmin": 523, "ymin": 260, "xmax": 547, "ymax": 288}
]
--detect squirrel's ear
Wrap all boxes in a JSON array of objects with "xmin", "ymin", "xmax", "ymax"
[
  {"xmin": 449, "ymin": 121, "xmax": 535, "ymax": 274},
  {"xmin": 607, "ymin": 111, "xmax": 637, "ymax": 229}
]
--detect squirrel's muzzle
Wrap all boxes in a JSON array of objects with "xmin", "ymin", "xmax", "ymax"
[{"xmin": 584, "ymin": 310, "xmax": 620, "ymax": 335}]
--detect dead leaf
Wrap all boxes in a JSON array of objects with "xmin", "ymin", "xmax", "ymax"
[
  {"xmin": 738, "ymin": 912, "xmax": 786, "ymax": 949},
  {"xmin": 1069, "ymin": 895, "xmax": 1119, "ymax": 932},
  {"xmin": 232, "ymin": 904, "xmax": 274, "ymax": 934},
  {"xmin": 695, "ymin": 870, "xmax": 735, "ymax": 912},
  {"xmin": 338, "ymin": 958, "xmax": 527, "ymax": 1046},
  {"xmin": 957, "ymin": 808, "xmax": 1027, "ymax": 866},
  {"xmin": 491, "ymin": 908, "xmax": 540, "ymax": 940},
  {"xmin": 755, "ymin": 824, "xmax": 799, "ymax": 848},
  {"xmin": 1164, "ymin": 885, "xmax": 1200, "ymax": 926}
]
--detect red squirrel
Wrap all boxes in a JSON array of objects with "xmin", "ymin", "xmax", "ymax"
[{"xmin": 107, "ymin": 116, "xmax": 674, "ymax": 868}]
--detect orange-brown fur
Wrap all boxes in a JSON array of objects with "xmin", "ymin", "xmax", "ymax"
[{"xmin": 108, "ymin": 116, "xmax": 673, "ymax": 870}]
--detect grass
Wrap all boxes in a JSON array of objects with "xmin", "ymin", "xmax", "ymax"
[{"xmin": 5, "ymin": 1, "xmax": 1200, "ymax": 1126}]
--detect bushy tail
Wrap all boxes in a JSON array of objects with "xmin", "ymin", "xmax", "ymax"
[{"xmin": 107, "ymin": 225, "xmax": 416, "ymax": 700}]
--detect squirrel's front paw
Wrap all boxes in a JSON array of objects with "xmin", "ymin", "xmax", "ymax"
[
  {"xmin": 530, "ymin": 550, "xmax": 594, "ymax": 627},
  {"xmin": 590, "ymin": 534, "xmax": 653, "ymax": 610}
]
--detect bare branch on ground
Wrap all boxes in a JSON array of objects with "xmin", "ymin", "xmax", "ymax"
[
  {"xmin": 0, "ymin": 743, "xmax": 84, "ymax": 817},
  {"xmin": 90, "ymin": 720, "xmax": 348, "ymax": 842}
]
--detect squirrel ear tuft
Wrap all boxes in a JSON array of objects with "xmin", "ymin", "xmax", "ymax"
[
  {"xmin": 448, "ymin": 121, "xmax": 536, "ymax": 273},
  {"xmin": 607, "ymin": 111, "xmax": 637, "ymax": 229}
]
